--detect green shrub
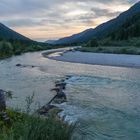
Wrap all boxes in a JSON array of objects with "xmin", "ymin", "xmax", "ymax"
[
  {"xmin": 0, "ymin": 41, "xmax": 13, "ymax": 57},
  {"xmin": 86, "ymin": 38, "xmax": 99, "ymax": 47},
  {"xmin": 0, "ymin": 109, "xmax": 73, "ymax": 140},
  {"xmin": 97, "ymin": 47, "xmax": 103, "ymax": 51}
]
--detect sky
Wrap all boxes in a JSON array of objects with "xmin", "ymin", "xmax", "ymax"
[{"xmin": 0, "ymin": 0, "xmax": 139, "ymax": 41}]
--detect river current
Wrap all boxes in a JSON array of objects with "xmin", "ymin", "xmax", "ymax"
[{"xmin": 0, "ymin": 51, "xmax": 140, "ymax": 140}]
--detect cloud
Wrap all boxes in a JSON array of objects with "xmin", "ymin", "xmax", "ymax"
[{"xmin": 0, "ymin": 0, "xmax": 139, "ymax": 41}]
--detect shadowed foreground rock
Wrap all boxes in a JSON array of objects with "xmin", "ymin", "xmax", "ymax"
[
  {"xmin": 0, "ymin": 89, "xmax": 11, "ymax": 125},
  {"xmin": 0, "ymin": 89, "xmax": 6, "ymax": 111}
]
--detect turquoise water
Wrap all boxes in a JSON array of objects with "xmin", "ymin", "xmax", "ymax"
[
  {"xmin": 0, "ymin": 51, "xmax": 140, "ymax": 139},
  {"xmin": 59, "ymin": 75, "xmax": 140, "ymax": 140}
]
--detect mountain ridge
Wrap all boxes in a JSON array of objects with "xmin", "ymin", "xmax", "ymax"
[
  {"xmin": 52, "ymin": 1, "xmax": 140, "ymax": 45},
  {"xmin": 0, "ymin": 23, "xmax": 31, "ymax": 41}
]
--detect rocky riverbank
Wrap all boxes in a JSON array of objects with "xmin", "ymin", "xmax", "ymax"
[{"xmin": 37, "ymin": 75, "xmax": 72, "ymax": 117}]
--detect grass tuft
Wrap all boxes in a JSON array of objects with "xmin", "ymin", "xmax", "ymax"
[{"xmin": 0, "ymin": 109, "xmax": 74, "ymax": 140}]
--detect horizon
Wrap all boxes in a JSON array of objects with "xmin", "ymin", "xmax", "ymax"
[{"xmin": 0, "ymin": 0, "xmax": 139, "ymax": 42}]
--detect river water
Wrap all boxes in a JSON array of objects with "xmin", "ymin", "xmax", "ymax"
[{"xmin": 0, "ymin": 51, "xmax": 140, "ymax": 140}]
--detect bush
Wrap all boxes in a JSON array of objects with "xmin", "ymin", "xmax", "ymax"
[
  {"xmin": 0, "ymin": 40, "xmax": 50, "ymax": 59},
  {"xmin": 0, "ymin": 109, "xmax": 73, "ymax": 140},
  {"xmin": 100, "ymin": 38, "xmax": 112, "ymax": 46},
  {"xmin": 86, "ymin": 38, "xmax": 99, "ymax": 47},
  {"xmin": 133, "ymin": 38, "xmax": 140, "ymax": 47},
  {"xmin": 97, "ymin": 47, "xmax": 103, "ymax": 51},
  {"xmin": 0, "ymin": 41, "xmax": 13, "ymax": 57}
]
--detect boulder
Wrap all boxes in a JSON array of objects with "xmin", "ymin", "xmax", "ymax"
[{"xmin": 16, "ymin": 64, "xmax": 22, "ymax": 67}]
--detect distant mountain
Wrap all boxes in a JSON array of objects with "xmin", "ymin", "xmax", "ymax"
[
  {"xmin": 0, "ymin": 23, "xmax": 31, "ymax": 41},
  {"xmin": 45, "ymin": 40, "xmax": 57, "ymax": 44},
  {"xmin": 53, "ymin": 1, "xmax": 140, "ymax": 45}
]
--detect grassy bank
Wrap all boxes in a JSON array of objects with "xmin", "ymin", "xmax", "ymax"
[
  {"xmin": 0, "ymin": 109, "xmax": 73, "ymax": 140},
  {"xmin": 78, "ymin": 37, "xmax": 140, "ymax": 55}
]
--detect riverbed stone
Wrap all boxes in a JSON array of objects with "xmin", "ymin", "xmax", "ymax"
[{"xmin": 16, "ymin": 64, "xmax": 22, "ymax": 67}]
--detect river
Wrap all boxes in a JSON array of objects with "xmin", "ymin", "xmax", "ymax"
[{"xmin": 0, "ymin": 50, "xmax": 140, "ymax": 140}]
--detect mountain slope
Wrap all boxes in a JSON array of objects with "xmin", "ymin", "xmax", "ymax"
[
  {"xmin": 0, "ymin": 23, "xmax": 31, "ymax": 41},
  {"xmin": 86, "ymin": 10, "xmax": 140, "ymax": 47},
  {"xmin": 53, "ymin": 1, "xmax": 140, "ymax": 45},
  {"xmin": 108, "ymin": 10, "xmax": 140, "ymax": 40}
]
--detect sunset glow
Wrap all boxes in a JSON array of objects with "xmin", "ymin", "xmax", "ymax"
[{"xmin": 0, "ymin": 0, "xmax": 139, "ymax": 41}]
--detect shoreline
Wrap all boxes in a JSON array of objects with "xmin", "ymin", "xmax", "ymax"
[{"xmin": 43, "ymin": 49, "xmax": 140, "ymax": 69}]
